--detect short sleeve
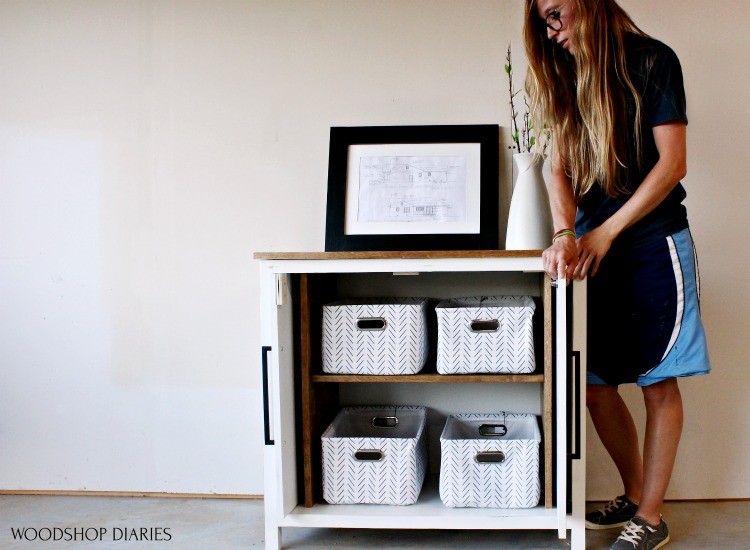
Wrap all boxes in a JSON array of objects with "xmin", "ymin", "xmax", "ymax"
[{"xmin": 645, "ymin": 45, "xmax": 688, "ymax": 127}]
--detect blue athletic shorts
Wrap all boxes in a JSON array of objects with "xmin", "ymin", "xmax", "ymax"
[{"xmin": 586, "ymin": 227, "xmax": 711, "ymax": 387}]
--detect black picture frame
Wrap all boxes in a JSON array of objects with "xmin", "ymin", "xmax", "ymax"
[{"xmin": 324, "ymin": 124, "xmax": 499, "ymax": 251}]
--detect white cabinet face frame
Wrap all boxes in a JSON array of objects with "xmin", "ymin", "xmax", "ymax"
[{"xmin": 256, "ymin": 254, "xmax": 585, "ymax": 549}]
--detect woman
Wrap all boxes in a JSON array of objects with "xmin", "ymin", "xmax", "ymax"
[{"xmin": 523, "ymin": 1, "xmax": 711, "ymax": 549}]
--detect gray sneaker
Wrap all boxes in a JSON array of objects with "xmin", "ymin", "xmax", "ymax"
[
  {"xmin": 610, "ymin": 516, "xmax": 670, "ymax": 550},
  {"xmin": 586, "ymin": 494, "xmax": 638, "ymax": 530}
]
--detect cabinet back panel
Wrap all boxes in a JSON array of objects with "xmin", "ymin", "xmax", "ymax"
[{"xmin": 336, "ymin": 272, "xmax": 541, "ymax": 299}]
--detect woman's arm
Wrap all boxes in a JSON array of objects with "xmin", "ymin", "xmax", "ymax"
[
  {"xmin": 542, "ymin": 138, "xmax": 579, "ymax": 281},
  {"xmin": 574, "ymin": 121, "xmax": 687, "ymax": 278}
]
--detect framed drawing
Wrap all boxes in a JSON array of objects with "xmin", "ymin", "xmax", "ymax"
[{"xmin": 324, "ymin": 124, "xmax": 499, "ymax": 251}]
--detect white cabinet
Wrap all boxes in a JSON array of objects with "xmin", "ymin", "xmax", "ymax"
[{"xmin": 255, "ymin": 251, "xmax": 586, "ymax": 549}]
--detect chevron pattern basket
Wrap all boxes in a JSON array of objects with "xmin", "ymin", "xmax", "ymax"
[
  {"xmin": 322, "ymin": 298, "xmax": 429, "ymax": 375},
  {"xmin": 439, "ymin": 413, "xmax": 541, "ymax": 508},
  {"xmin": 435, "ymin": 296, "xmax": 536, "ymax": 374},
  {"xmin": 321, "ymin": 406, "xmax": 428, "ymax": 505}
]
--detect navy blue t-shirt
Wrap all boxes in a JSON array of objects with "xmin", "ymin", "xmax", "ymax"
[{"xmin": 575, "ymin": 34, "xmax": 689, "ymax": 245}]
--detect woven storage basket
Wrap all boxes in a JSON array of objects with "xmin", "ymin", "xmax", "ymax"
[
  {"xmin": 439, "ymin": 412, "xmax": 541, "ymax": 508},
  {"xmin": 322, "ymin": 298, "xmax": 429, "ymax": 375},
  {"xmin": 321, "ymin": 406, "xmax": 428, "ymax": 505},
  {"xmin": 436, "ymin": 296, "xmax": 535, "ymax": 374}
]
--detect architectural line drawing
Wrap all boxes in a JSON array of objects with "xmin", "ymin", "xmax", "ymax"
[
  {"xmin": 378, "ymin": 164, "xmax": 448, "ymax": 185},
  {"xmin": 387, "ymin": 196, "xmax": 451, "ymax": 220},
  {"xmin": 357, "ymin": 156, "xmax": 467, "ymax": 223}
]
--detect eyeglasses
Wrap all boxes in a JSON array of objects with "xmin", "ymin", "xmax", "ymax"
[{"xmin": 545, "ymin": 8, "xmax": 564, "ymax": 32}]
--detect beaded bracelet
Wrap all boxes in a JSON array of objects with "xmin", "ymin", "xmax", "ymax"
[{"xmin": 552, "ymin": 229, "xmax": 576, "ymax": 244}]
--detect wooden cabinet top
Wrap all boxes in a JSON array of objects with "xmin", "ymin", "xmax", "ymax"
[{"xmin": 253, "ymin": 250, "xmax": 543, "ymax": 260}]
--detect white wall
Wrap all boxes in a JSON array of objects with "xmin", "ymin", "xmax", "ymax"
[
  {"xmin": 0, "ymin": 0, "xmax": 265, "ymax": 494},
  {"xmin": 1, "ymin": 0, "xmax": 747, "ymax": 499}
]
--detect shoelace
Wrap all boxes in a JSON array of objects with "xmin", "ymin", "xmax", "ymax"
[
  {"xmin": 617, "ymin": 521, "xmax": 656, "ymax": 545},
  {"xmin": 601, "ymin": 497, "xmax": 625, "ymax": 517}
]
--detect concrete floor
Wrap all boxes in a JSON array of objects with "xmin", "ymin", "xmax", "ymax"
[{"xmin": 1, "ymin": 495, "xmax": 749, "ymax": 549}]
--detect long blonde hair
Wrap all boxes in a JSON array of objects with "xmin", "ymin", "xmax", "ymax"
[{"xmin": 524, "ymin": 0, "xmax": 647, "ymax": 199}]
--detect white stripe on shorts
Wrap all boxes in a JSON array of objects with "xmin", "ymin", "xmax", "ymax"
[{"xmin": 661, "ymin": 235, "xmax": 685, "ymax": 362}]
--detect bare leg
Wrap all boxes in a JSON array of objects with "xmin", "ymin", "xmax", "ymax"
[
  {"xmin": 637, "ymin": 378, "xmax": 683, "ymax": 525},
  {"xmin": 587, "ymin": 384, "xmax": 643, "ymax": 503}
]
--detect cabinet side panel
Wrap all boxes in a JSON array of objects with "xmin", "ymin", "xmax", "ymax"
[
  {"xmin": 570, "ymin": 280, "xmax": 588, "ymax": 543},
  {"xmin": 260, "ymin": 267, "xmax": 280, "ymax": 533},
  {"xmin": 277, "ymin": 274, "xmax": 299, "ymax": 515}
]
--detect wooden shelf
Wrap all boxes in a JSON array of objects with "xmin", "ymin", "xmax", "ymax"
[
  {"xmin": 312, "ymin": 373, "xmax": 544, "ymax": 383},
  {"xmin": 279, "ymin": 476, "xmax": 557, "ymax": 529}
]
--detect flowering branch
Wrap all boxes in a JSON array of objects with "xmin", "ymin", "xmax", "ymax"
[
  {"xmin": 505, "ymin": 44, "xmax": 546, "ymax": 156},
  {"xmin": 505, "ymin": 45, "xmax": 522, "ymax": 154}
]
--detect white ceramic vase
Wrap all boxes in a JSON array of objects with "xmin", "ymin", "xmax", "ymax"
[{"xmin": 505, "ymin": 152, "xmax": 554, "ymax": 250}]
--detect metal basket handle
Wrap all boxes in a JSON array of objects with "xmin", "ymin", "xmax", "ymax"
[
  {"xmin": 478, "ymin": 423, "xmax": 507, "ymax": 436},
  {"xmin": 470, "ymin": 319, "xmax": 500, "ymax": 333},
  {"xmin": 474, "ymin": 451, "xmax": 506, "ymax": 464},
  {"xmin": 356, "ymin": 317, "xmax": 387, "ymax": 331},
  {"xmin": 354, "ymin": 449, "xmax": 384, "ymax": 461},
  {"xmin": 371, "ymin": 415, "xmax": 399, "ymax": 428}
]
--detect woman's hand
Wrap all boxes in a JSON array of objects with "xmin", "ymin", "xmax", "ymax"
[
  {"xmin": 543, "ymin": 235, "xmax": 578, "ymax": 282},
  {"xmin": 573, "ymin": 225, "xmax": 616, "ymax": 279}
]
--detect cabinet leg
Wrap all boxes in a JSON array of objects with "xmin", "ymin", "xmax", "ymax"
[
  {"xmin": 570, "ymin": 526, "xmax": 585, "ymax": 550},
  {"xmin": 264, "ymin": 525, "xmax": 281, "ymax": 550}
]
